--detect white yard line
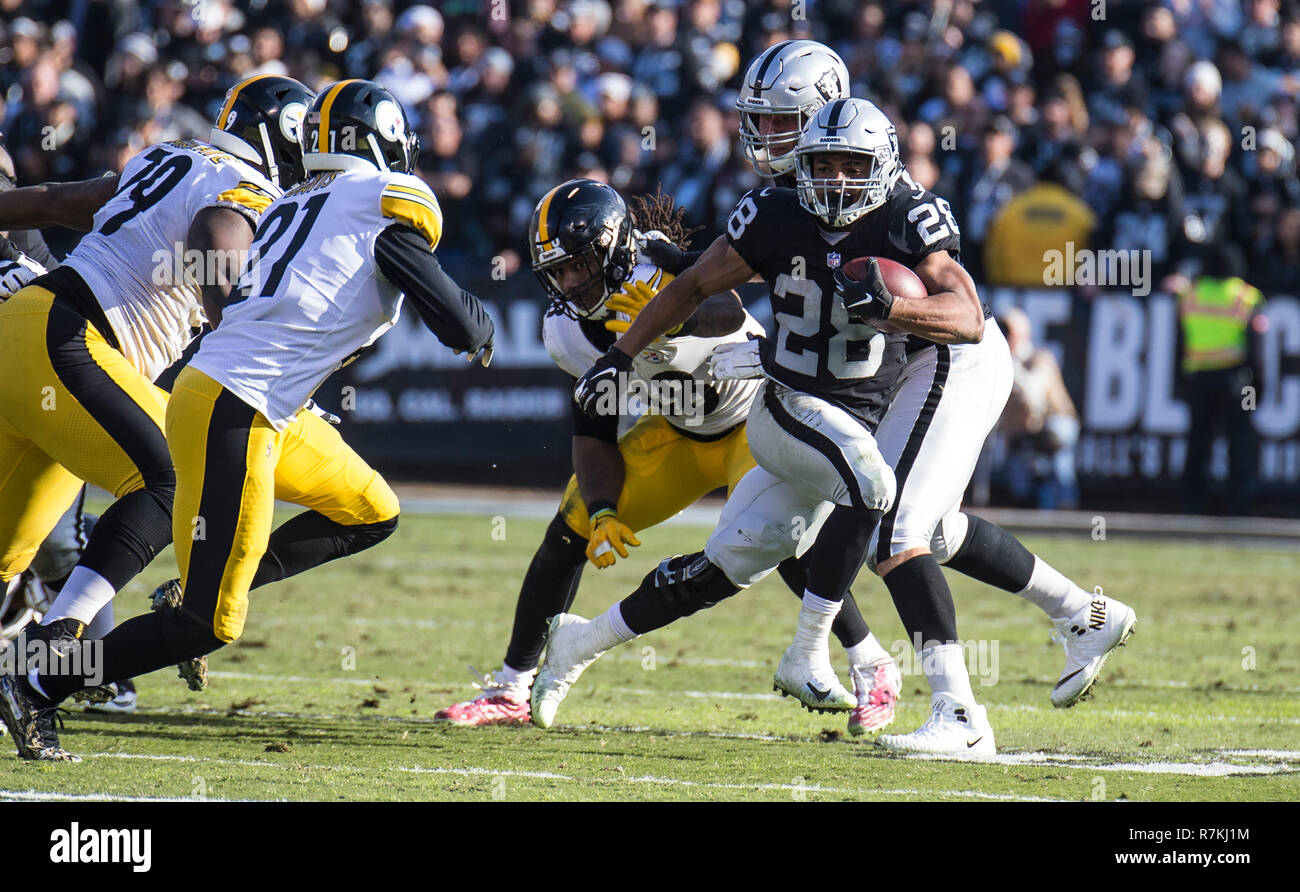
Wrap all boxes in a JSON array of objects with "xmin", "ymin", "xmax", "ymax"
[
  {"xmin": 60, "ymin": 752, "xmax": 1069, "ymax": 801},
  {"xmin": 76, "ymin": 709, "xmax": 1299, "ymax": 778}
]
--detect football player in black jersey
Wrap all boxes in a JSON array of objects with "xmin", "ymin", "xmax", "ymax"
[
  {"xmin": 565, "ymin": 99, "xmax": 1136, "ymax": 753},
  {"xmin": 438, "ymin": 181, "xmax": 900, "ymax": 732},
  {"xmin": 539, "ymin": 98, "xmax": 984, "ymax": 729}
]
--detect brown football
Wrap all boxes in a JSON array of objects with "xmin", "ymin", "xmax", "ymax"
[{"xmin": 840, "ymin": 256, "xmax": 927, "ymax": 334}]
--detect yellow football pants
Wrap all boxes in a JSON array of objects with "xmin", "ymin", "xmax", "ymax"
[
  {"xmin": 559, "ymin": 414, "xmax": 755, "ymax": 537},
  {"xmin": 0, "ymin": 286, "xmax": 170, "ymax": 582},
  {"xmin": 167, "ymin": 367, "xmax": 399, "ymax": 642}
]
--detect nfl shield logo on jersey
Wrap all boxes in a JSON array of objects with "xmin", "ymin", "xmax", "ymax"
[{"xmin": 826, "ymin": 252, "xmax": 841, "ymax": 269}]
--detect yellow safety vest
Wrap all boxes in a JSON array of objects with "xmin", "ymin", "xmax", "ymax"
[{"xmin": 1178, "ymin": 277, "xmax": 1261, "ymax": 373}]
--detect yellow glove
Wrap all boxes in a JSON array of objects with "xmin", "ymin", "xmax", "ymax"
[
  {"xmin": 586, "ymin": 509, "xmax": 641, "ymax": 568},
  {"xmin": 603, "ymin": 278, "xmax": 684, "ymax": 336}
]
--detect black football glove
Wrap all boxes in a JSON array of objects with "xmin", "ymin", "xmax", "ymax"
[
  {"xmin": 834, "ymin": 259, "xmax": 895, "ymax": 322},
  {"xmin": 574, "ymin": 346, "xmax": 633, "ymax": 417}
]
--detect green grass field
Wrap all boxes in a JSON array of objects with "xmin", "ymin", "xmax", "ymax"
[{"xmin": 2, "ymin": 508, "xmax": 1297, "ymax": 801}]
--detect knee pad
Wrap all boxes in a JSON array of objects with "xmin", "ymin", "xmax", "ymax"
[
  {"xmin": 643, "ymin": 551, "xmax": 740, "ymax": 617},
  {"xmin": 930, "ymin": 510, "xmax": 970, "ymax": 565}
]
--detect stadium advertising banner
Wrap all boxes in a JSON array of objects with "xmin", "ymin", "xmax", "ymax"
[{"xmin": 326, "ymin": 287, "xmax": 1300, "ymax": 511}]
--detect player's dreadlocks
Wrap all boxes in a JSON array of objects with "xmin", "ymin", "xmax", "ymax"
[{"xmin": 629, "ymin": 187, "xmax": 704, "ymax": 251}]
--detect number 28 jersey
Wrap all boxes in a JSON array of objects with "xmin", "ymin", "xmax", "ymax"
[
  {"xmin": 65, "ymin": 139, "xmax": 279, "ymax": 381},
  {"xmin": 192, "ymin": 166, "xmax": 444, "ymax": 430},
  {"xmin": 724, "ymin": 177, "xmax": 962, "ymax": 429}
]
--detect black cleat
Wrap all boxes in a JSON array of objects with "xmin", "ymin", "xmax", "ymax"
[
  {"xmin": 0, "ymin": 674, "xmax": 79, "ymax": 762},
  {"xmin": 150, "ymin": 579, "xmax": 207, "ymax": 691}
]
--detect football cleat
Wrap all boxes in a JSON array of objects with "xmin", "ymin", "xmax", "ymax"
[
  {"xmin": 878, "ymin": 694, "xmax": 995, "ymax": 756},
  {"xmin": 1051, "ymin": 590, "xmax": 1137, "ymax": 708},
  {"xmin": 0, "ymin": 674, "xmax": 79, "ymax": 762},
  {"xmin": 435, "ymin": 669, "xmax": 532, "ymax": 726},
  {"xmin": 773, "ymin": 644, "xmax": 857, "ymax": 713},
  {"xmin": 531, "ymin": 614, "xmax": 606, "ymax": 729},
  {"xmin": 84, "ymin": 679, "xmax": 137, "ymax": 715},
  {"xmin": 847, "ymin": 658, "xmax": 901, "ymax": 736},
  {"xmin": 150, "ymin": 579, "xmax": 207, "ymax": 691}
]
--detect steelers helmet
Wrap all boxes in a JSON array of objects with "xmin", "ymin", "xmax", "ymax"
[
  {"xmin": 304, "ymin": 79, "xmax": 420, "ymax": 175},
  {"xmin": 209, "ymin": 74, "xmax": 316, "ymax": 189},
  {"xmin": 736, "ymin": 40, "xmax": 850, "ymax": 178},
  {"xmin": 529, "ymin": 178, "xmax": 636, "ymax": 320}
]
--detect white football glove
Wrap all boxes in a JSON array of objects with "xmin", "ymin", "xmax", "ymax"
[
  {"xmin": 707, "ymin": 337, "xmax": 765, "ymax": 382},
  {"xmin": 0, "ymin": 253, "xmax": 46, "ymax": 300}
]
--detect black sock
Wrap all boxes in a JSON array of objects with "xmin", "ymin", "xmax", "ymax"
[
  {"xmin": 38, "ymin": 608, "xmax": 224, "ymax": 703},
  {"xmin": 503, "ymin": 513, "xmax": 588, "ymax": 671},
  {"xmin": 882, "ymin": 554, "xmax": 958, "ymax": 648},
  {"xmin": 777, "ymin": 555, "xmax": 871, "ymax": 647},
  {"xmin": 77, "ymin": 487, "xmax": 173, "ymax": 590},
  {"xmin": 619, "ymin": 553, "xmax": 739, "ymax": 636},
  {"xmin": 804, "ymin": 506, "xmax": 881, "ymax": 601},
  {"xmin": 250, "ymin": 511, "xmax": 398, "ymax": 589},
  {"xmin": 944, "ymin": 514, "xmax": 1035, "ymax": 593}
]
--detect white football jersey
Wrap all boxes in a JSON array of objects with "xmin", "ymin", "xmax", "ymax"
[
  {"xmin": 65, "ymin": 138, "xmax": 279, "ymax": 381},
  {"xmin": 542, "ymin": 263, "xmax": 764, "ymax": 437},
  {"xmin": 193, "ymin": 165, "xmax": 444, "ymax": 430}
]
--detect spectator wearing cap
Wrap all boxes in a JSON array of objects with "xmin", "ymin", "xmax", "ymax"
[
  {"xmin": 1087, "ymin": 30, "xmax": 1149, "ymax": 132},
  {"xmin": 958, "ymin": 115, "xmax": 1034, "ymax": 281}
]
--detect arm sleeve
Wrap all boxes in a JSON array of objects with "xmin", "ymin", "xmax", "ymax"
[
  {"xmin": 373, "ymin": 222, "xmax": 494, "ymax": 353},
  {"xmin": 568, "ymin": 376, "xmax": 619, "ymax": 442}
]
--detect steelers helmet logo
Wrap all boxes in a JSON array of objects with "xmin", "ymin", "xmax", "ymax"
[
  {"xmin": 374, "ymin": 99, "xmax": 404, "ymax": 142},
  {"xmin": 280, "ymin": 101, "xmax": 307, "ymax": 144}
]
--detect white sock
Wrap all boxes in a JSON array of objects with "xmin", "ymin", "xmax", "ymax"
[
  {"xmin": 845, "ymin": 631, "xmax": 891, "ymax": 666},
  {"xmin": 41, "ymin": 566, "xmax": 116, "ymax": 626},
  {"xmin": 920, "ymin": 643, "xmax": 975, "ymax": 705},
  {"xmin": 1015, "ymin": 557, "xmax": 1091, "ymax": 620},
  {"xmin": 793, "ymin": 591, "xmax": 840, "ymax": 651},
  {"xmin": 593, "ymin": 604, "xmax": 637, "ymax": 652},
  {"xmin": 498, "ymin": 663, "xmax": 537, "ymax": 689}
]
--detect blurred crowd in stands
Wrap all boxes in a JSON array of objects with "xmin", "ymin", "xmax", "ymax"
[
  {"xmin": 3, "ymin": 0, "xmax": 1298, "ymax": 289},
  {"xmin": 1, "ymin": 0, "xmax": 1291, "ymax": 511}
]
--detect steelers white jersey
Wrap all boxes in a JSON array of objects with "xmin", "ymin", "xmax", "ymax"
[
  {"xmin": 192, "ymin": 165, "xmax": 444, "ymax": 430},
  {"xmin": 65, "ymin": 139, "xmax": 279, "ymax": 381},
  {"xmin": 542, "ymin": 263, "xmax": 764, "ymax": 437}
]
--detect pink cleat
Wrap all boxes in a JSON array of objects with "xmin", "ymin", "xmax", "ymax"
[
  {"xmin": 847, "ymin": 658, "xmax": 901, "ymax": 736},
  {"xmin": 435, "ymin": 671, "xmax": 531, "ymax": 727}
]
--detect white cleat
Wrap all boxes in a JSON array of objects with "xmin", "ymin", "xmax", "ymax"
[
  {"xmin": 1051, "ymin": 590, "xmax": 1137, "ymax": 708},
  {"xmin": 773, "ymin": 644, "xmax": 857, "ymax": 713},
  {"xmin": 878, "ymin": 694, "xmax": 996, "ymax": 756},
  {"xmin": 847, "ymin": 658, "xmax": 902, "ymax": 736},
  {"xmin": 531, "ymin": 614, "xmax": 605, "ymax": 729}
]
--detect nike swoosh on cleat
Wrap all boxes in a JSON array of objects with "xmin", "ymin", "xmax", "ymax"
[
  {"xmin": 967, "ymin": 737, "xmax": 984, "ymax": 748},
  {"xmin": 806, "ymin": 682, "xmax": 831, "ymax": 701},
  {"xmin": 1055, "ymin": 667, "xmax": 1087, "ymax": 688}
]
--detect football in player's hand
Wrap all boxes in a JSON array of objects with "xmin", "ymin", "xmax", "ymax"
[{"xmin": 841, "ymin": 257, "xmax": 927, "ymax": 334}]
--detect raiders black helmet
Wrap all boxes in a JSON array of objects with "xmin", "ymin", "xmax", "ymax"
[
  {"xmin": 304, "ymin": 79, "xmax": 420, "ymax": 174},
  {"xmin": 529, "ymin": 178, "xmax": 636, "ymax": 319},
  {"xmin": 209, "ymin": 74, "xmax": 316, "ymax": 189}
]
